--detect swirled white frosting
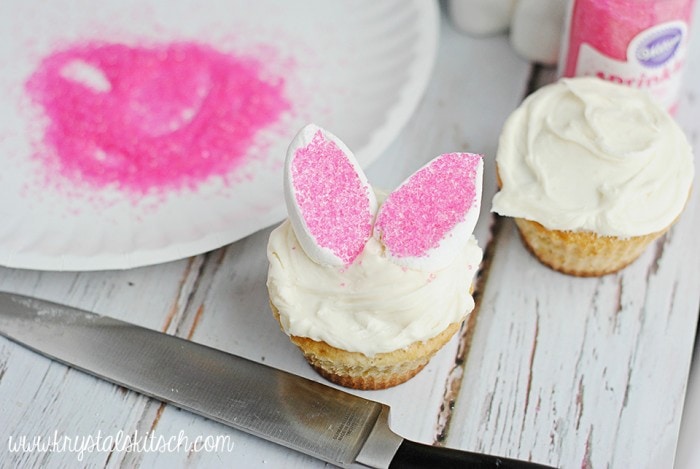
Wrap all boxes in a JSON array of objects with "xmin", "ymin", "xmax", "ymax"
[
  {"xmin": 266, "ymin": 220, "xmax": 482, "ymax": 357},
  {"xmin": 491, "ymin": 77, "xmax": 694, "ymax": 237}
]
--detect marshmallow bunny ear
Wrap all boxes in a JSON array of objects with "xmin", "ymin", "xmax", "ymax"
[
  {"xmin": 284, "ymin": 124, "xmax": 377, "ymax": 266},
  {"xmin": 374, "ymin": 152, "xmax": 483, "ymax": 271}
]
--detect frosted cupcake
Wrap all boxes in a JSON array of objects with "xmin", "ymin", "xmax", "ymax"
[
  {"xmin": 492, "ymin": 77, "xmax": 694, "ymax": 276},
  {"xmin": 267, "ymin": 124, "xmax": 483, "ymax": 390}
]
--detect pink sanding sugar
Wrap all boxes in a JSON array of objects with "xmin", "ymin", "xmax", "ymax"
[
  {"xmin": 375, "ymin": 152, "xmax": 479, "ymax": 259},
  {"xmin": 564, "ymin": 0, "xmax": 694, "ymax": 72},
  {"xmin": 291, "ymin": 130, "xmax": 373, "ymax": 266},
  {"xmin": 25, "ymin": 42, "xmax": 290, "ymax": 195},
  {"xmin": 561, "ymin": 0, "xmax": 694, "ymax": 111}
]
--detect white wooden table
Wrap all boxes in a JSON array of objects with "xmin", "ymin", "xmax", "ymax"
[{"xmin": 2, "ymin": 6, "xmax": 699, "ymax": 468}]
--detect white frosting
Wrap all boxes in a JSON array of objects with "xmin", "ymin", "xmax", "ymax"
[
  {"xmin": 267, "ymin": 220, "xmax": 482, "ymax": 357},
  {"xmin": 492, "ymin": 77, "xmax": 694, "ymax": 237}
]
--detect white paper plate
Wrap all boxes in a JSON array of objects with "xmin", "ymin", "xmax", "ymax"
[{"xmin": 0, "ymin": 0, "xmax": 438, "ymax": 271}]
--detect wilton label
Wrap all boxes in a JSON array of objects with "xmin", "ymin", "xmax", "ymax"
[{"xmin": 574, "ymin": 21, "xmax": 689, "ymax": 110}]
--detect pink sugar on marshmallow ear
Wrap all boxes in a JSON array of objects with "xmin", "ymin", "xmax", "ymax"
[
  {"xmin": 374, "ymin": 152, "xmax": 483, "ymax": 270},
  {"xmin": 284, "ymin": 124, "xmax": 377, "ymax": 266}
]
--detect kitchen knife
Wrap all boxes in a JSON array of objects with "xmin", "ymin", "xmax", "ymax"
[{"xmin": 0, "ymin": 291, "xmax": 555, "ymax": 468}]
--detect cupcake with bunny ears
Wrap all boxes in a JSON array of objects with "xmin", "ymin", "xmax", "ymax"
[{"xmin": 266, "ymin": 124, "xmax": 484, "ymax": 390}]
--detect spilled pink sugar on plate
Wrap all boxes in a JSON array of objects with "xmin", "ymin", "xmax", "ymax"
[{"xmin": 25, "ymin": 41, "xmax": 291, "ymax": 197}]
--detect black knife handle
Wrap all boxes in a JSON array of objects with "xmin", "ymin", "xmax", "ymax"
[{"xmin": 388, "ymin": 439, "xmax": 557, "ymax": 469}]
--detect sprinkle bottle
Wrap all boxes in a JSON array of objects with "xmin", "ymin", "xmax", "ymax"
[{"xmin": 559, "ymin": 0, "xmax": 696, "ymax": 112}]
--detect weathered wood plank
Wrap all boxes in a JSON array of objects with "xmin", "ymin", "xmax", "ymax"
[{"xmin": 444, "ymin": 6, "xmax": 700, "ymax": 467}]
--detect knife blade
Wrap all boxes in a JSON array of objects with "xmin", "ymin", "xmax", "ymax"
[{"xmin": 0, "ymin": 291, "xmax": 555, "ymax": 469}]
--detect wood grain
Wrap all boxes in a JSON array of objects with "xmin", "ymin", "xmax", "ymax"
[{"xmin": 1, "ymin": 4, "xmax": 699, "ymax": 469}]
